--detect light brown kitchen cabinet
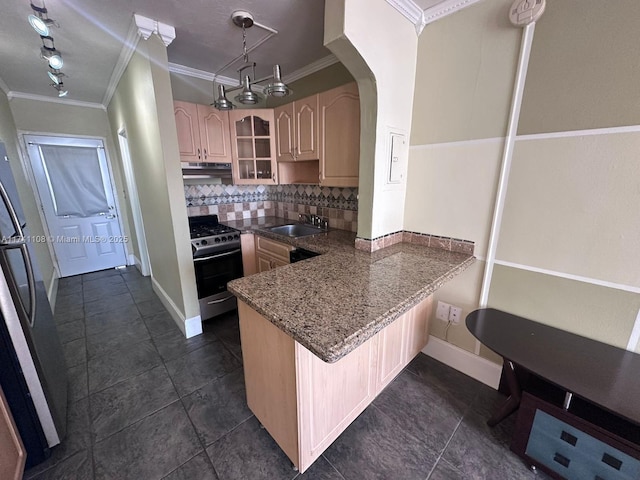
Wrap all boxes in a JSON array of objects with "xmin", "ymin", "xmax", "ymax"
[
  {"xmin": 255, "ymin": 235, "xmax": 293, "ymax": 273},
  {"xmin": 174, "ymin": 101, "xmax": 232, "ymax": 163},
  {"xmin": 319, "ymin": 82, "xmax": 360, "ymax": 187},
  {"xmin": 275, "ymin": 95, "xmax": 320, "ymax": 162},
  {"xmin": 240, "ymin": 233, "xmax": 257, "ymax": 276},
  {"xmin": 237, "ymin": 294, "xmax": 432, "ymax": 473},
  {"xmin": 229, "ymin": 109, "xmax": 278, "ymax": 185}
]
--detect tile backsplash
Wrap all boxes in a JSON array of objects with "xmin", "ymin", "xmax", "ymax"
[{"xmin": 185, "ymin": 183, "xmax": 358, "ymax": 232}]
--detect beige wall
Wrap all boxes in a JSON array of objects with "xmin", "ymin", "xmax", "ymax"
[
  {"xmin": 518, "ymin": 0, "xmax": 640, "ymax": 135},
  {"xmin": 325, "ymin": 0, "xmax": 418, "ymax": 239},
  {"xmin": 411, "ymin": 0, "xmax": 519, "ymax": 145},
  {"xmin": 0, "ymin": 92, "xmax": 56, "ymax": 295},
  {"xmin": 489, "ymin": 265, "xmax": 640, "ymax": 349},
  {"xmin": 405, "ymin": 0, "xmax": 640, "ymax": 362},
  {"xmin": 498, "ymin": 133, "xmax": 640, "ymax": 287},
  {"xmin": 107, "ymin": 34, "xmax": 200, "ymax": 331}
]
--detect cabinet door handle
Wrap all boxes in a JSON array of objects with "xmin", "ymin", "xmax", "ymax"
[
  {"xmin": 272, "ymin": 172, "xmax": 276, "ymax": 182},
  {"xmin": 203, "ymin": 148, "xmax": 208, "ymax": 160},
  {"xmin": 197, "ymin": 148, "xmax": 201, "ymax": 160}
]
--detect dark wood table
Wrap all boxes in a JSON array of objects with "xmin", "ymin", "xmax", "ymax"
[{"xmin": 466, "ymin": 308, "xmax": 640, "ymax": 428}]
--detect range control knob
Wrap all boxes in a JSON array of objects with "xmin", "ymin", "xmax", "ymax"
[
  {"xmin": 234, "ymin": 234, "xmax": 240, "ymax": 239},
  {"xmin": 214, "ymin": 237, "xmax": 221, "ymax": 243},
  {"xmin": 201, "ymin": 239, "xmax": 208, "ymax": 245},
  {"xmin": 220, "ymin": 236, "xmax": 227, "ymax": 242}
]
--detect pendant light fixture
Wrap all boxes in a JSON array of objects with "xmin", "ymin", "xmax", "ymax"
[{"xmin": 212, "ymin": 11, "xmax": 292, "ymax": 111}]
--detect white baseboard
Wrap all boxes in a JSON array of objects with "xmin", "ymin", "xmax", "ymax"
[
  {"xmin": 421, "ymin": 335, "xmax": 502, "ymax": 389},
  {"xmin": 150, "ymin": 277, "xmax": 202, "ymax": 338},
  {"xmin": 47, "ymin": 275, "xmax": 59, "ymax": 310},
  {"xmin": 185, "ymin": 315, "xmax": 203, "ymax": 338}
]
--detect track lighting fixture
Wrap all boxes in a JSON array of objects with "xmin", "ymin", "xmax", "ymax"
[
  {"xmin": 28, "ymin": 2, "xmax": 57, "ymax": 36},
  {"xmin": 28, "ymin": 2, "xmax": 69, "ymax": 97}
]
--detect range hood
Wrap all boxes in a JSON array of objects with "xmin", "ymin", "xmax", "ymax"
[{"xmin": 181, "ymin": 162, "xmax": 233, "ymax": 180}]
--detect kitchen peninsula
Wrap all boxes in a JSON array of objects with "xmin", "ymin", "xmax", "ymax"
[{"xmin": 227, "ymin": 219, "xmax": 473, "ymax": 472}]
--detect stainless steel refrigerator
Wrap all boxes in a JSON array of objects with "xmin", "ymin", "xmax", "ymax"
[{"xmin": 0, "ymin": 142, "xmax": 67, "ymax": 468}]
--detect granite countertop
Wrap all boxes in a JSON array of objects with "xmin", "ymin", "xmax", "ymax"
[{"xmin": 224, "ymin": 217, "xmax": 474, "ymax": 363}]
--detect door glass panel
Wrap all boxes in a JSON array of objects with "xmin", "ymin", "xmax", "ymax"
[
  {"xmin": 39, "ymin": 145, "xmax": 109, "ymax": 217},
  {"xmin": 256, "ymin": 160, "xmax": 272, "ymax": 179},
  {"xmin": 253, "ymin": 116, "xmax": 270, "ymax": 136},
  {"xmin": 254, "ymin": 139, "xmax": 271, "ymax": 158},
  {"xmin": 236, "ymin": 139, "xmax": 254, "ymax": 159},
  {"xmin": 238, "ymin": 160, "xmax": 255, "ymax": 179},
  {"xmin": 235, "ymin": 116, "xmax": 253, "ymax": 136}
]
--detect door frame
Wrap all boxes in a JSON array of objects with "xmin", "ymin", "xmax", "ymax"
[
  {"xmin": 18, "ymin": 131, "xmax": 131, "ymax": 278},
  {"xmin": 117, "ymin": 128, "xmax": 151, "ymax": 276}
]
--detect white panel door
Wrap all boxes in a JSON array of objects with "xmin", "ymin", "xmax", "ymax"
[{"xmin": 25, "ymin": 135, "xmax": 127, "ymax": 277}]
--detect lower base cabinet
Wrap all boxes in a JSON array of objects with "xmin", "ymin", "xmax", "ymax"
[
  {"xmin": 237, "ymin": 295, "xmax": 433, "ymax": 473},
  {"xmin": 254, "ymin": 236, "xmax": 293, "ymax": 273}
]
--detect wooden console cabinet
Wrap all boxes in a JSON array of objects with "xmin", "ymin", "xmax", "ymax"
[
  {"xmin": 238, "ymin": 295, "xmax": 432, "ymax": 473},
  {"xmin": 466, "ymin": 308, "xmax": 640, "ymax": 480}
]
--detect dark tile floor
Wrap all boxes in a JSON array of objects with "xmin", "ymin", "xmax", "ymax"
[{"xmin": 26, "ymin": 266, "xmax": 548, "ymax": 480}]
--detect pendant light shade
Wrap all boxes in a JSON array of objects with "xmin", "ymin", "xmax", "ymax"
[
  {"xmin": 235, "ymin": 75, "xmax": 259, "ymax": 105},
  {"xmin": 213, "ymin": 84, "xmax": 234, "ymax": 110},
  {"xmin": 263, "ymin": 65, "xmax": 290, "ymax": 97}
]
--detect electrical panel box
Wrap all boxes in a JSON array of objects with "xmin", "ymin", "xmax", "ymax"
[{"xmin": 387, "ymin": 132, "xmax": 406, "ymax": 185}]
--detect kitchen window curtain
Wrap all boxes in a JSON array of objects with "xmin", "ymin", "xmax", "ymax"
[{"xmin": 39, "ymin": 145, "xmax": 109, "ymax": 217}]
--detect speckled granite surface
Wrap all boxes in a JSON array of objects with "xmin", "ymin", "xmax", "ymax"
[{"xmin": 224, "ymin": 217, "xmax": 474, "ymax": 363}]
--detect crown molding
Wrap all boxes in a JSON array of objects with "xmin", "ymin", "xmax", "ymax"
[
  {"xmin": 0, "ymin": 75, "xmax": 9, "ymax": 95},
  {"xmin": 102, "ymin": 15, "xmax": 142, "ymax": 107},
  {"xmin": 386, "ymin": 0, "xmax": 426, "ymax": 34},
  {"xmin": 283, "ymin": 54, "xmax": 339, "ymax": 84},
  {"xmin": 167, "ymin": 63, "xmax": 238, "ymax": 87},
  {"xmin": 422, "ymin": 0, "xmax": 484, "ymax": 26},
  {"xmin": 7, "ymin": 91, "xmax": 106, "ymax": 110},
  {"xmin": 168, "ymin": 53, "xmax": 340, "ymax": 89},
  {"xmin": 134, "ymin": 14, "xmax": 176, "ymax": 46}
]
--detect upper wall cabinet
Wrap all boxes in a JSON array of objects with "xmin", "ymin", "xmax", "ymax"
[
  {"xmin": 174, "ymin": 101, "xmax": 232, "ymax": 163},
  {"xmin": 275, "ymin": 95, "xmax": 320, "ymax": 162},
  {"xmin": 319, "ymin": 82, "xmax": 360, "ymax": 187},
  {"xmin": 229, "ymin": 109, "xmax": 278, "ymax": 185}
]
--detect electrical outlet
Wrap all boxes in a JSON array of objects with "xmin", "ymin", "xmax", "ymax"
[
  {"xmin": 449, "ymin": 305, "xmax": 462, "ymax": 324},
  {"xmin": 436, "ymin": 301, "xmax": 450, "ymax": 321}
]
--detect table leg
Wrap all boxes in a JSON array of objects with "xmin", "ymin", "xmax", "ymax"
[{"xmin": 487, "ymin": 358, "xmax": 521, "ymax": 427}]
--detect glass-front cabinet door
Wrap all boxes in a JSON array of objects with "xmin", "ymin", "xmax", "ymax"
[{"xmin": 229, "ymin": 109, "xmax": 278, "ymax": 185}]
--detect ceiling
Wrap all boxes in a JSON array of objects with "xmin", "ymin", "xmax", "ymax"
[{"xmin": 0, "ymin": 0, "xmax": 456, "ymax": 106}]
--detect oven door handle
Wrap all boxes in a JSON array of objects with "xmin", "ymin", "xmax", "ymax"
[
  {"xmin": 207, "ymin": 295, "xmax": 235, "ymax": 305},
  {"xmin": 193, "ymin": 248, "xmax": 241, "ymax": 262}
]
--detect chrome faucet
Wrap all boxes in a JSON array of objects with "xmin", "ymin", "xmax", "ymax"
[{"xmin": 299, "ymin": 213, "xmax": 329, "ymax": 230}]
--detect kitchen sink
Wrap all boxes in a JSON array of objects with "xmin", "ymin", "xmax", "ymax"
[{"xmin": 267, "ymin": 224, "xmax": 327, "ymax": 238}]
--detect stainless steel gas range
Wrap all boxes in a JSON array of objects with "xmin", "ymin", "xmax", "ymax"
[{"xmin": 189, "ymin": 215, "xmax": 243, "ymax": 319}]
